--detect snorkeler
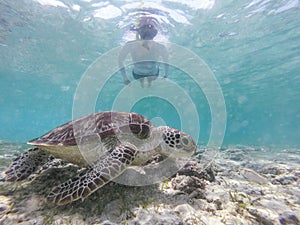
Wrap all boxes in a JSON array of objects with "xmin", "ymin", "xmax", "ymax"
[{"xmin": 118, "ymin": 17, "xmax": 169, "ymax": 88}]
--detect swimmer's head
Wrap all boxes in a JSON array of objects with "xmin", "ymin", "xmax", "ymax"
[
  {"xmin": 134, "ymin": 17, "xmax": 158, "ymax": 40},
  {"xmin": 138, "ymin": 24, "xmax": 158, "ymax": 40}
]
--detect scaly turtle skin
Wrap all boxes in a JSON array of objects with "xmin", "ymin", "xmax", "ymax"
[{"xmin": 5, "ymin": 111, "xmax": 196, "ymax": 205}]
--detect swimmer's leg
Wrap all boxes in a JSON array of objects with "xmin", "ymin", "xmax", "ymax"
[
  {"xmin": 147, "ymin": 76, "xmax": 157, "ymax": 87},
  {"xmin": 139, "ymin": 78, "xmax": 145, "ymax": 88}
]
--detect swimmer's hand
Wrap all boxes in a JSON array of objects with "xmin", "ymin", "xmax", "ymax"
[{"xmin": 124, "ymin": 79, "xmax": 131, "ymax": 85}]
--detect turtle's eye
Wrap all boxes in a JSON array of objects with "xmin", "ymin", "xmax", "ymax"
[{"xmin": 182, "ymin": 137, "xmax": 190, "ymax": 146}]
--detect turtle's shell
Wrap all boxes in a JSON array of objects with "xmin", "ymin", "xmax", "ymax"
[{"xmin": 28, "ymin": 111, "xmax": 153, "ymax": 165}]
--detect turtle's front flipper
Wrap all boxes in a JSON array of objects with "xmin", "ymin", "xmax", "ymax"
[
  {"xmin": 47, "ymin": 143, "xmax": 137, "ymax": 205},
  {"xmin": 5, "ymin": 148, "xmax": 50, "ymax": 181}
]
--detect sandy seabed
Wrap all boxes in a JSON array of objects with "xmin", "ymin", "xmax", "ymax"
[{"xmin": 0, "ymin": 145, "xmax": 299, "ymax": 225}]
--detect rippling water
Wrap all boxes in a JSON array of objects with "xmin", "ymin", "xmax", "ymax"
[{"xmin": 0, "ymin": 0, "xmax": 299, "ymax": 147}]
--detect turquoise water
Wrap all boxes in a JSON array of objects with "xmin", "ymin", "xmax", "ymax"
[{"xmin": 0, "ymin": 0, "xmax": 299, "ymax": 147}]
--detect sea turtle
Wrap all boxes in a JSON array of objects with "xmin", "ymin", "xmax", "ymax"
[{"xmin": 4, "ymin": 111, "xmax": 196, "ymax": 205}]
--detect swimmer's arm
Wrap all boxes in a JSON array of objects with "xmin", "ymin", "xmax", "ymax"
[
  {"xmin": 160, "ymin": 45, "xmax": 169, "ymax": 78},
  {"xmin": 118, "ymin": 45, "xmax": 130, "ymax": 84},
  {"xmin": 163, "ymin": 63, "xmax": 169, "ymax": 78}
]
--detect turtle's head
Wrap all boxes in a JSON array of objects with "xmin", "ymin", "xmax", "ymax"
[{"xmin": 156, "ymin": 126, "xmax": 196, "ymax": 158}]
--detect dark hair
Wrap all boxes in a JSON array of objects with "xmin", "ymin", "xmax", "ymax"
[{"xmin": 136, "ymin": 17, "xmax": 158, "ymax": 40}]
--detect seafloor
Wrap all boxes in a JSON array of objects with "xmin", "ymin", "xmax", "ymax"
[{"xmin": 0, "ymin": 143, "xmax": 299, "ymax": 225}]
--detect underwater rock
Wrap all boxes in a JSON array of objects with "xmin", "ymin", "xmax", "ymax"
[
  {"xmin": 102, "ymin": 199, "xmax": 123, "ymax": 224},
  {"xmin": 171, "ymin": 175, "xmax": 206, "ymax": 199},
  {"xmin": 273, "ymin": 174, "xmax": 298, "ymax": 185},
  {"xmin": 176, "ymin": 159, "xmax": 216, "ymax": 182},
  {"xmin": 246, "ymin": 206, "xmax": 280, "ymax": 225},
  {"xmin": 240, "ymin": 168, "xmax": 269, "ymax": 184},
  {"xmin": 130, "ymin": 208, "xmax": 183, "ymax": 225},
  {"xmin": 205, "ymin": 185, "xmax": 230, "ymax": 210},
  {"xmin": 169, "ymin": 158, "xmax": 215, "ymax": 199},
  {"xmin": 174, "ymin": 203, "xmax": 207, "ymax": 225},
  {"xmin": 98, "ymin": 221, "xmax": 119, "ymax": 225},
  {"xmin": 258, "ymin": 164, "xmax": 288, "ymax": 176},
  {"xmin": 0, "ymin": 195, "xmax": 12, "ymax": 214},
  {"xmin": 279, "ymin": 211, "xmax": 300, "ymax": 225}
]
